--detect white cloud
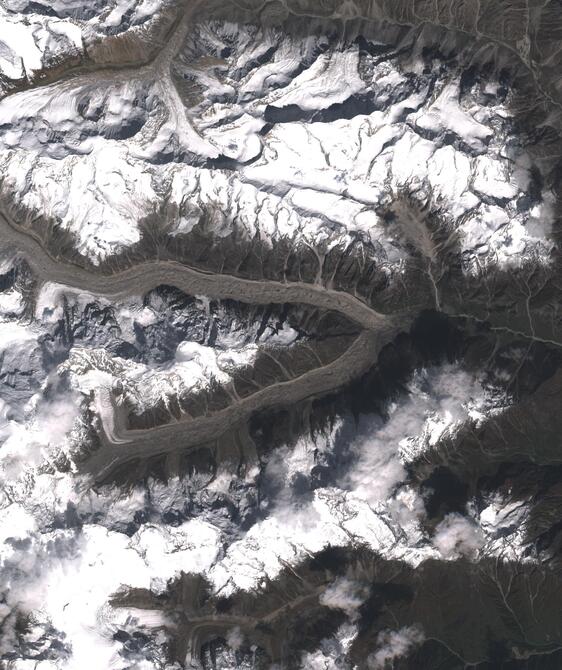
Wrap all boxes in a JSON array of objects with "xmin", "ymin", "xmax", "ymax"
[
  {"xmin": 433, "ymin": 513, "xmax": 484, "ymax": 559},
  {"xmin": 0, "ymin": 293, "xmax": 504, "ymax": 669},
  {"xmin": 299, "ymin": 623, "xmax": 358, "ymax": 670},
  {"xmin": 346, "ymin": 365, "xmax": 490, "ymax": 507},
  {"xmin": 368, "ymin": 625, "xmax": 425, "ymax": 669},
  {"xmin": 320, "ymin": 577, "xmax": 369, "ymax": 620},
  {"xmin": 209, "ymin": 364, "xmax": 495, "ymax": 595},
  {"xmin": 0, "ymin": 390, "xmax": 81, "ymax": 481},
  {"xmin": 0, "ymin": 487, "xmax": 222, "ymax": 666},
  {"xmin": 227, "ymin": 626, "xmax": 244, "ymax": 651}
]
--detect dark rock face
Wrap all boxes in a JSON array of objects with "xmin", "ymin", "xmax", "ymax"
[{"xmin": 0, "ymin": 1, "xmax": 562, "ymax": 669}]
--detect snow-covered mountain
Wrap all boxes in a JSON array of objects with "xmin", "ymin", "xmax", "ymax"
[{"xmin": 1, "ymin": 1, "xmax": 562, "ymax": 668}]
